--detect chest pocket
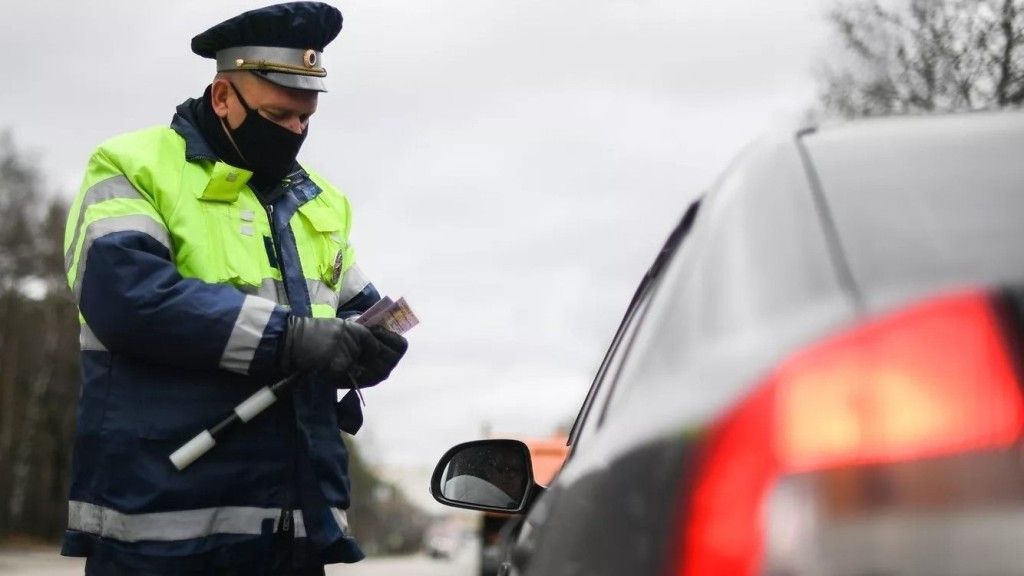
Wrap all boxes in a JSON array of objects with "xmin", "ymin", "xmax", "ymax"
[
  {"xmin": 200, "ymin": 199, "xmax": 274, "ymax": 291},
  {"xmin": 295, "ymin": 197, "xmax": 348, "ymax": 317}
]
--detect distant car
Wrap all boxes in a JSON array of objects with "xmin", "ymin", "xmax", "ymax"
[
  {"xmin": 425, "ymin": 533, "xmax": 458, "ymax": 560},
  {"xmin": 430, "ymin": 111, "xmax": 1024, "ymax": 575}
]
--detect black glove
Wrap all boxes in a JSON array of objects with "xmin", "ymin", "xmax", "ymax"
[
  {"xmin": 278, "ymin": 316, "xmax": 379, "ymax": 378},
  {"xmin": 349, "ymin": 326, "xmax": 409, "ymax": 388}
]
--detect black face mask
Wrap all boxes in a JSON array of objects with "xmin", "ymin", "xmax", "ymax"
[{"xmin": 223, "ymin": 81, "xmax": 308, "ymax": 180}]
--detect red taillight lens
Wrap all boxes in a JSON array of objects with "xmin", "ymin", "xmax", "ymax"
[
  {"xmin": 777, "ymin": 293, "xmax": 1023, "ymax": 471},
  {"xmin": 677, "ymin": 291, "xmax": 1024, "ymax": 576}
]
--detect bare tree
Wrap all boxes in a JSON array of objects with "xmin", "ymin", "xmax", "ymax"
[
  {"xmin": 820, "ymin": 0, "xmax": 1024, "ymax": 117},
  {"xmin": 0, "ymin": 132, "xmax": 79, "ymax": 539}
]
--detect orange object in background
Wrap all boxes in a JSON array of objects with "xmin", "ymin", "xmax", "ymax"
[{"xmin": 521, "ymin": 436, "xmax": 569, "ymax": 486}]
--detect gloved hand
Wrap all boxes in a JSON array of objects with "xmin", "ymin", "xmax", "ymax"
[
  {"xmin": 348, "ymin": 326, "xmax": 409, "ymax": 389},
  {"xmin": 278, "ymin": 316, "xmax": 379, "ymax": 378}
]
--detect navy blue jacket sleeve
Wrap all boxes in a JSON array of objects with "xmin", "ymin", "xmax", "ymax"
[{"xmin": 78, "ymin": 230, "xmax": 288, "ymax": 376}]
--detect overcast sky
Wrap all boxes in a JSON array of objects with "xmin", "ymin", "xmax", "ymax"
[{"xmin": 1, "ymin": 0, "xmax": 829, "ymax": 507}]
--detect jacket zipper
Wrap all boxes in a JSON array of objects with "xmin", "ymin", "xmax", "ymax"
[
  {"xmin": 264, "ymin": 203, "xmax": 287, "ymax": 302},
  {"xmin": 279, "ymin": 507, "xmax": 293, "ymax": 533},
  {"xmin": 263, "ymin": 187, "xmax": 298, "ymax": 547}
]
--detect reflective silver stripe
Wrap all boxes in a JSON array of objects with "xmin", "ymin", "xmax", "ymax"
[
  {"xmin": 307, "ymin": 279, "xmax": 340, "ymax": 310},
  {"xmin": 338, "ymin": 264, "xmax": 370, "ymax": 306},
  {"xmin": 259, "ymin": 279, "xmax": 283, "ymax": 303},
  {"xmin": 65, "ymin": 176, "xmax": 144, "ymax": 273},
  {"xmin": 72, "ymin": 215, "xmax": 172, "ymax": 299},
  {"xmin": 239, "ymin": 279, "xmax": 337, "ymax": 310},
  {"xmin": 291, "ymin": 508, "xmax": 350, "ymax": 539},
  {"xmin": 68, "ymin": 500, "xmax": 281, "ymax": 543},
  {"xmin": 220, "ymin": 295, "xmax": 278, "ymax": 375},
  {"xmin": 330, "ymin": 507, "xmax": 350, "ymax": 535},
  {"xmin": 79, "ymin": 324, "xmax": 107, "ymax": 352},
  {"xmin": 239, "ymin": 278, "xmax": 288, "ymax": 305}
]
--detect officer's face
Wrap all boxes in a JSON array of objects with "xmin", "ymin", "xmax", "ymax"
[{"xmin": 212, "ymin": 74, "xmax": 318, "ymax": 135}]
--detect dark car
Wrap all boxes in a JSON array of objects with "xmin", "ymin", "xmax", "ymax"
[{"xmin": 431, "ymin": 111, "xmax": 1024, "ymax": 576}]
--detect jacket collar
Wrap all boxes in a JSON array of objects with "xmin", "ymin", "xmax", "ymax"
[
  {"xmin": 171, "ymin": 99, "xmax": 219, "ymax": 163},
  {"xmin": 171, "ymin": 95, "xmax": 315, "ymax": 205}
]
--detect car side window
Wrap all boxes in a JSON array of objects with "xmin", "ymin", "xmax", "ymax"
[
  {"xmin": 569, "ymin": 290, "xmax": 655, "ymax": 450},
  {"xmin": 569, "ymin": 199, "xmax": 702, "ymax": 450},
  {"xmin": 599, "ymin": 137, "xmax": 840, "ymax": 428}
]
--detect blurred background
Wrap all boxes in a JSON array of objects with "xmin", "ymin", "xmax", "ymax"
[{"xmin": 1, "ymin": 0, "xmax": 1021, "ymax": 573}]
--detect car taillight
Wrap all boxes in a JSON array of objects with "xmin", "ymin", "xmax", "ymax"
[{"xmin": 673, "ymin": 290, "xmax": 1024, "ymax": 576}]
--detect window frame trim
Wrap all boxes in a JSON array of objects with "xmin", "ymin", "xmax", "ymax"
[{"xmin": 567, "ymin": 199, "xmax": 703, "ymax": 448}]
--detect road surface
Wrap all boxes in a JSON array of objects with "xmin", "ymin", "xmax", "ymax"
[{"xmin": 0, "ymin": 544, "xmax": 478, "ymax": 575}]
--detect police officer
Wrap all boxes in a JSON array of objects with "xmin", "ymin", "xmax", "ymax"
[{"xmin": 61, "ymin": 3, "xmax": 407, "ymax": 574}]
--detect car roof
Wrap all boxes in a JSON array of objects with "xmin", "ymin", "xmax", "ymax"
[
  {"xmin": 799, "ymin": 110, "xmax": 1024, "ymax": 310},
  {"xmin": 804, "ymin": 108, "xmax": 1024, "ymax": 144}
]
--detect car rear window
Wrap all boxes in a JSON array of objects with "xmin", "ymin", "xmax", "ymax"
[
  {"xmin": 598, "ymin": 137, "xmax": 848, "ymax": 430},
  {"xmin": 803, "ymin": 112, "xmax": 1024, "ymax": 303}
]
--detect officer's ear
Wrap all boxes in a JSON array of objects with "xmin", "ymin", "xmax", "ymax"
[{"xmin": 210, "ymin": 78, "xmax": 232, "ymax": 120}]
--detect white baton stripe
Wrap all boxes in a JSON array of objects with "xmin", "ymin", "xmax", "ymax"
[
  {"xmin": 169, "ymin": 431, "xmax": 217, "ymax": 471},
  {"xmin": 220, "ymin": 295, "xmax": 278, "ymax": 375},
  {"xmin": 233, "ymin": 387, "xmax": 278, "ymax": 422}
]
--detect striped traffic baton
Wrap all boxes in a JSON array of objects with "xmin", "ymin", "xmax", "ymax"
[{"xmin": 169, "ymin": 371, "xmax": 307, "ymax": 471}]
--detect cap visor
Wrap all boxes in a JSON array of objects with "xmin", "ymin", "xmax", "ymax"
[{"xmin": 254, "ymin": 70, "xmax": 327, "ymax": 92}]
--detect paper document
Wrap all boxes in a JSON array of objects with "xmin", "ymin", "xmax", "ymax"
[{"xmin": 355, "ymin": 296, "xmax": 419, "ymax": 335}]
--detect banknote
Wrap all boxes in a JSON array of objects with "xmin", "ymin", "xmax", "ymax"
[
  {"xmin": 355, "ymin": 296, "xmax": 419, "ymax": 335},
  {"xmin": 378, "ymin": 297, "xmax": 418, "ymax": 334},
  {"xmin": 355, "ymin": 296, "xmax": 394, "ymax": 327}
]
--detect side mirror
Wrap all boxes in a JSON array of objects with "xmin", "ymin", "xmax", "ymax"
[{"xmin": 430, "ymin": 439, "xmax": 538, "ymax": 514}]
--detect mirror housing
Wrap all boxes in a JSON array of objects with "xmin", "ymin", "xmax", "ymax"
[{"xmin": 430, "ymin": 439, "xmax": 539, "ymax": 514}]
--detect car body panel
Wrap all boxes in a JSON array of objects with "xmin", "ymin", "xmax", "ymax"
[
  {"xmin": 456, "ymin": 111, "xmax": 1024, "ymax": 576},
  {"xmin": 517, "ymin": 134, "xmax": 860, "ymax": 575},
  {"xmin": 803, "ymin": 112, "xmax": 1024, "ymax": 311}
]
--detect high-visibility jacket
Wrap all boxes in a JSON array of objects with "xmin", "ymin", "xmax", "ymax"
[{"xmin": 61, "ymin": 106, "xmax": 379, "ymax": 569}]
